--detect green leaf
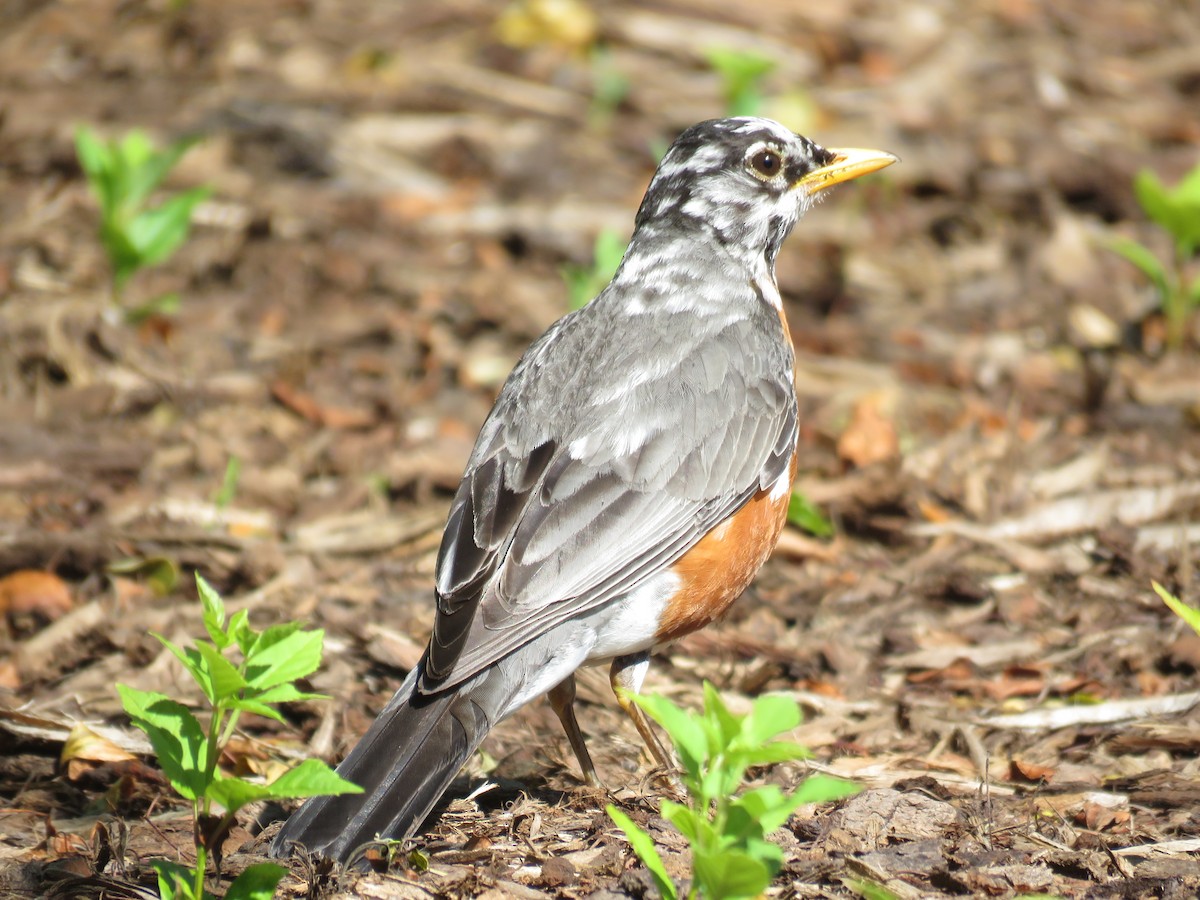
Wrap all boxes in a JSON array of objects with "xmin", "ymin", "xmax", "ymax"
[
  {"xmin": 265, "ymin": 757, "xmax": 363, "ymax": 799},
  {"xmin": 703, "ymin": 681, "xmax": 743, "ymax": 749},
  {"xmin": 691, "ymin": 846, "xmax": 772, "ymax": 900},
  {"xmin": 660, "ymin": 798, "xmax": 708, "ymax": 846},
  {"xmin": 74, "ymin": 127, "xmax": 109, "ymax": 179},
  {"xmin": 1134, "ymin": 169, "xmax": 1178, "ymax": 234},
  {"xmin": 1154, "ymin": 581, "xmax": 1200, "ymax": 636},
  {"xmin": 607, "ymin": 806, "xmax": 677, "ymax": 900},
  {"xmin": 151, "ymin": 859, "xmax": 201, "ymax": 900},
  {"xmin": 629, "ymin": 692, "xmax": 706, "ymax": 780},
  {"xmin": 588, "ymin": 47, "xmax": 630, "ymax": 127},
  {"xmin": 214, "ymin": 455, "xmax": 242, "ymax": 511},
  {"xmin": 127, "ymin": 186, "xmax": 210, "ymax": 266},
  {"xmin": 729, "ymin": 784, "xmax": 795, "ymax": 834},
  {"xmin": 1175, "ymin": 162, "xmax": 1200, "ymax": 205},
  {"xmin": 562, "ymin": 229, "xmax": 626, "ymax": 310},
  {"xmin": 693, "ymin": 763, "xmax": 725, "ymax": 809},
  {"xmin": 253, "ymin": 683, "xmax": 327, "ymax": 704},
  {"xmin": 195, "ymin": 641, "xmax": 250, "ymax": 703},
  {"xmin": 224, "ymin": 863, "xmax": 287, "ymax": 900},
  {"xmin": 1106, "ymin": 236, "xmax": 1172, "ymax": 300},
  {"xmin": 787, "ymin": 491, "xmax": 834, "ymax": 537},
  {"xmin": 228, "ymin": 609, "xmax": 254, "ymax": 655},
  {"xmin": 99, "ymin": 222, "xmax": 146, "ymax": 290},
  {"xmin": 118, "ymin": 130, "xmax": 154, "ymax": 167},
  {"xmin": 743, "ymin": 693, "xmax": 801, "ymax": 745},
  {"xmin": 593, "ymin": 228, "xmax": 626, "ymax": 275},
  {"xmin": 846, "ymin": 877, "xmax": 904, "ymax": 900},
  {"xmin": 75, "ymin": 127, "xmax": 117, "ymax": 214},
  {"xmin": 705, "ymin": 47, "xmax": 776, "ymax": 117},
  {"xmin": 729, "ymin": 740, "xmax": 812, "ymax": 770},
  {"xmin": 117, "ymin": 685, "xmax": 210, "ymax": 800},
  {"xmin": 195, "ymin": 574, "xmax": 229, "ymax": 648},
  {"xmin": 207, "ymin": 774, "xmax": 273, "ymax": 813},
  {"xmin": 224, "ymin": 697, "xmax": 285, "ymax": 722},
  {"xmin": 244, "ymin": 627, "xmax": 324, "ymax": 691},
  {"xmin": 792, "ymin": 773, "xmax": 860, "ymax": 806},
  {"xmin": 209, "ymin": 760, "xmax": 361, "ymax": 811},
  {"xmin": 225, "ymin": 684, "xmax": 328, "ymax": 722},
  {"xmin": 1134, "ymin": 167, "xmax": 1200, "ymax": 255},
  {"xmin": 152, "ymin": 634, "xmax": 217, "ymax": 706},
  {"xmin": 108, "ymin": 555, "xmax": 179, "ymax": 596},
  {"xmin": 112, "ymin": 132, "xmax": 159, "ymax": 216},
  {"xmin": 742, "ymin": 835, "xmax": 784, "ymax": 872},
  {"xmin": 242, "ymin": 620, "xmax": 301, "ymax": 659},
  {"xmin": 1168, "ymin": 164, "xmax": 1200, "ymax": 255},
  {"xmin": 125, "ymin": 134, "xmax": 203, "ymax": 209}
]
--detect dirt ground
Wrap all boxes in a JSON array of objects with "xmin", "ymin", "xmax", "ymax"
[{"xmin": 2, "ymin": 0, "xmax": 1200, "ymax": 897}]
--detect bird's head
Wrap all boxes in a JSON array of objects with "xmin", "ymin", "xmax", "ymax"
[{"xmin": 633, "ymin": 117, "xmax": 897, "ymax": 269}]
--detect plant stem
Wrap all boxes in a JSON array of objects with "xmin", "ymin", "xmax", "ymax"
[
  {"xmin": 193, "ymin": 808, "xmax": 207, "ymax": 899},
  {"xmin": 194, "ymin": 703, "xmax": 226, "ymax": 898}
]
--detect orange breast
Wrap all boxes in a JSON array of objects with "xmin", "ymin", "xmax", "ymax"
[{"xmin": 655, "ymin": 461, "xmax": 795, "ymax": 644}]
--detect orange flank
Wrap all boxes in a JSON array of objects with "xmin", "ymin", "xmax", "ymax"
[{"xmin": 657, "ymin": 466, "xmax": 794, "ymax": 643}]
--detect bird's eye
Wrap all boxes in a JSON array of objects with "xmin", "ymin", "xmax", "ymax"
[{"xmin": 748, "ymin": 148, "xmax": 783, "ymax": 179}]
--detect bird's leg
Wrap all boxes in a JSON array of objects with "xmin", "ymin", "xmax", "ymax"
[
  {"xmin": 610, "ymin": 652, "xmax": 676, "ymax": 775},
  {"xmin": 547, "ymin": 675, "xmax": 601, "ymax": 787}
]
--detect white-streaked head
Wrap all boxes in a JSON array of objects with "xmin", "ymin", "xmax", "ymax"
[{"xmin": 630, "ymin": 117, "xmax": 897, "ymax": 270}]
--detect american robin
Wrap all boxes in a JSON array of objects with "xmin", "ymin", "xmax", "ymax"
[{"xmin": 272, "ymin": 117, "xmax": 896, "ymax": 863}]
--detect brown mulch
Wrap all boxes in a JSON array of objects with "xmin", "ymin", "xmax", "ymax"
[{"xmin": 2, "ymin": 0, "xmax": 1199, "ymax": 897}]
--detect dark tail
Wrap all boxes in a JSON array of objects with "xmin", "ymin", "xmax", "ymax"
[{"xmin": 271, "ymin": 662, "xmax": 511, "ymax": 864}]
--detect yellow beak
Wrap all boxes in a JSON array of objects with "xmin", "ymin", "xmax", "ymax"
[{"xmin": 795, "ymin": 147, "xmax": 898, "ymax": 194}]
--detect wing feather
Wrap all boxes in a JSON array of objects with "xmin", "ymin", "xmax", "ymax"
[{"xmin": 424, "ymin": 294, "xmax": 797, "ymax": 689}]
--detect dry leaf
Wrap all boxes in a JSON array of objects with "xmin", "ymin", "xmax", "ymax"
[
  {"xmin": 0, "ymin": 570, "xmax": 73, "ymax": 634},
  {"xmin": 837, "ymin": 393, "xmax": 899, "ymax": 468},
  {"xmin": 1010, "ymin": 757, "xmax": 1056, "ymax": 783},
  {"xmin": 61, "ymin": 723, "xmax": 138, "ymax": 781}
]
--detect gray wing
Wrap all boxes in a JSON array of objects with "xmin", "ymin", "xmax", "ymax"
[{"xmin": 424, "ymin": 298, "xmax": 797, "ymax": 688}]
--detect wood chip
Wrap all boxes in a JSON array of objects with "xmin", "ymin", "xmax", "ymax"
[{"xmin": 982, "ymin": 692, "xmax": 1200, "ymax": 731}]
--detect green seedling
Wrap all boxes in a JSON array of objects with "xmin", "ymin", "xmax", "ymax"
[
  {"xmin": 589, "ymin": 47, "xmax": 631, "ymax": 129},
  {"xmin": 118, "ymin": 574, "xmax": 361, "ymax": 899},
  {"xmin": 75, "ymin": 126, "xmax": 210, "ymax": 319},
  {"xmin": 213, "ymin": 456, "xmax": 242, "ymax": 513},
  {"xmin": 608, "ymin": 684, "xmax": 858, "ymax": 900},
  {"xmin": 1107, "ymin": 161, "xmax": 1200, "ymax": 350},
  {"xmin": 846, "ymin": 879, "xmax": 903, "ymax": 900},
  {"xmin": 787, "ymin": 491, "xmax": 834, "ymax": 538},
  {"xmin": 705, "ymin": 48, "xmax": 776, "ymax": 118},
  {"xmin": 563, "ymin": 228, "xmax": 626, "ymax": 309},
  {"xmin": 108, "ymin": 554, "xmax": 180, "ymax": 597},
  {"xmin": 1154, "ymin": 581, "xmax": 1200, "ymax": 635}
]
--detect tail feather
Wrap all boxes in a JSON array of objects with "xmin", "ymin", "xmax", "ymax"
[{"xmin": 271, "ymin": 663, "xmax": 509, "ymax": 864}]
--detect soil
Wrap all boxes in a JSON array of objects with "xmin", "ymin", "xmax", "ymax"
[{"xmin": 2, "ymin": 1, "xmax": 1200, "ymax": 898}]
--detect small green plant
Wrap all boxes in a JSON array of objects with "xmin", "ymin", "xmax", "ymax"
[
  {"xmin": 117, "ymin": 574, "xmax": 361, "ymax": 899},
  {"xmin": 846, "ymin": 880, "xmax": 903, "ymax": 900},
  {"xmin": 705, "ymin": 48, "xmax": 776, "ymax": 117},
  {"xmin": 589, "ymin": 47, "xmax": 631, "ymax": 129},
  {"xmin": 1154, "ymin": 581, "xmax": 1200, "ymax": 635},
  {"xmin": 563, "ymin": 229, "xmax": 626, "ymax": 309},
  {"xmin": 1107, "ymin": 162, "xmax": 1200, "ymax": 350},
  {"xmin": 213, "ymin": 456, "xmax": 242, "ymax": 513},
  {"xmin": 75, "ymin": 126, "xmax": 211, "ymax": 320},
  {"xmin": 607, "ymin": 684, "xmax": 858, "ymax": 900},
  {"xmin": 787, "ymin": 492, "xmax": 834, "ymax": 538}
]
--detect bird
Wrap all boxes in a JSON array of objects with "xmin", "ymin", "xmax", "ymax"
[{"xmin": 271, "ymin": 117, "xmax": 896, "ymax": 864}]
